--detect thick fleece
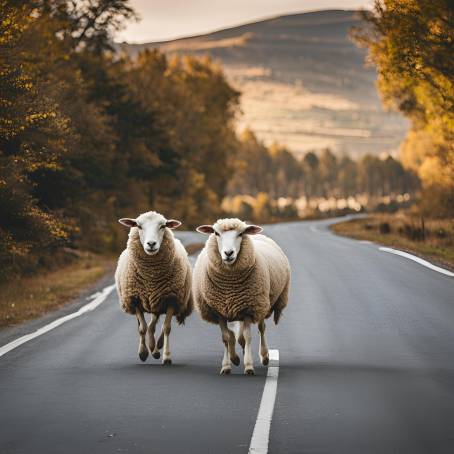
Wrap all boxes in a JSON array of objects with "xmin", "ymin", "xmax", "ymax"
[
  {"xmin": 193, "ymin": 224, "xmax": 290, "ymax": 324},
  {"xmin": 115, "ymin": 227, "xmax": 193, "ymax": 324}
]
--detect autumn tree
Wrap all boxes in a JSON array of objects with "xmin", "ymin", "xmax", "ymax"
[
  {"xmin": 0, "ymin": 1, "xmax": 73, "ymax": 277},
  {"xmin": 353, "ymin": 0, "xmax": 454, "ymax": 216},
  {"xmin": 0, "ymin": 0, "xmax": 244, "ymax": 278},
  {"xmin": 301, "ymin": 152, "xmax": 320, "ymax": 200}
]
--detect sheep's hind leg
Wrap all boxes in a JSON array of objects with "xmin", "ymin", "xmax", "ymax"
[
  {"xmin": 161, "ymin": 306, "xmax": 174, "ymax": 365},
  {"xmin": 258, "ymin": 320, "xmax": 269, "ymax": 366},
  {"xmin": 147, "ymin": 313, "xmax": 159, "ymax": 358},
  {"xmin": 220, "ymin": 319, "xmax": 240, "ymax": 367},
  {"xmin": 243, "ymin": 317, "xmax": 254, "ymax": 375},
  {"xmin": 135, "ymin": 306, "xmax": 148, "ymax": 362}
]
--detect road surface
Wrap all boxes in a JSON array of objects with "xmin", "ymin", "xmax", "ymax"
[{"xmin": 1, "ymin": 218, "xmax": 453, "ymax": 453}]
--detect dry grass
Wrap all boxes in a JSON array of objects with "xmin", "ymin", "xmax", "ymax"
[
  {"xmin": 331, "ymin": 214, "xmax": 454, "ymax": 271},
  {"xmin": 0, "ymin": 254, "xmax": 115, "ymax": 328},
  {"xmin": 0, "ymin": 242, "xmax": 205, "ymax": 328}
]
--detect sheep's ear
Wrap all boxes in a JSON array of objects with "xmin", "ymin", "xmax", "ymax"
[
  {"xmin": 196, "ymin": 225, "xmax": 215, "ymax": 234},
  {"xmin": 166, "ymin": 219, "xmax": 181, "ymax": 229},
  {"xmin": 244, "ymin": 225, "xmax": 263, "ymax": 235},
  {"xmin": 119, "ymin": 218, "xmax": 137, "ymax": 228}
]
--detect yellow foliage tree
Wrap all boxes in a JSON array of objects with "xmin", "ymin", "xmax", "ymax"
[{"xmin": 353, "ymin": 0, "xmax": 454, "ymax": 216}]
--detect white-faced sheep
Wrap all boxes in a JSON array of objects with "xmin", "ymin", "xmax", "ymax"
[
  {"xmin": 115, "ymin": 211, "xmax": 193, "ymax": 365},
  {"xmin": 193, "ymin": 218, "xmax": 290, "ymax": 375}
]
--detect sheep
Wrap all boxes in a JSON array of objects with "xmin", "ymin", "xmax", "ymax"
[
  {"xmin": 115, "ymin": 211, "xmax": 193, "ymax": 365},
  {"xmin": 193, "ymin": 218, "xmax": 290, "ymax": 375}
]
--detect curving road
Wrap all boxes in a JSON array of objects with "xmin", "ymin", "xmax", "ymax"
[{"xmin": 1, "ymin": 218, "xmax": 453, "ymax": 453}]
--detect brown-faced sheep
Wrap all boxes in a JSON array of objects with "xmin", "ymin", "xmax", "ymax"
[
  {"xmin": 115, "ymin": 211, "xmax": 193, "ymax": 365},
  {"xmin": 193, "ymin": 218, "xmax": 290, "ymax": 375}
]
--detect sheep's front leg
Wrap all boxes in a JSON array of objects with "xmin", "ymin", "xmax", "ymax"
[
  {"xmin": 161, "ymin": 306, "xmax": 174, "ymax": 365},
  {"xmin": 147, "ymin": 313, "xmax": 159, "ymax": 358},
  {"xmin": 243, "ymin": 317, "xmax": 254, "ymax": 375},
  {"xmin": 220, "ymin": 319, "xmax": 240, "ymax": 368},
  {"xmin": 258, "ymin": 320, "xmax": 269, "ymax": 366},
  {"xmin": 219, "ymin": 319, "xmax": 233, "ymax": 375},
  {"xmin": 221, "ymin": 342, "xmax": 231, "ymax": 375},
  {"xmin": 135, "ymin": 306, "xmax": 148, "ymax": 362}
]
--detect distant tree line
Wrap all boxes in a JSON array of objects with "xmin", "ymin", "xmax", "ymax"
[{"xmin": 228, "ymin": 130, "xmax": 419, "ymax": 201}]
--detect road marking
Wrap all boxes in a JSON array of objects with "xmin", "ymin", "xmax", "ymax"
[
  {"xmin": 0, "ymin": 284, "xmax": 115, "ymax": 359},
  {"xmin": 380, "ymin": 247, "xmax": 454, "ymax": 277},
  {"xmin": 249, "ymin": 349, "xmax": 279, "ymax": 454},
  {"xmin": 310, "ymin": 225, "xmax": 329, "ymax": 235},
  {"xmin": 360, "ymin": 240, "xmax": 373, "ymax": 244}
]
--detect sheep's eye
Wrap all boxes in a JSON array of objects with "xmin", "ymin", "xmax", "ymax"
[
  {"xmin": 214, "ymin": 231, "xmax": 219, "ymax": 236},
  {"xmin": 137, "ymin": 224, "xmax": 142, "ymax": 230},
  {"xmin": 160, "ymin": 224, "xmax": 165, "ymax": 229},
  {"xmin": 238, "ymin": 232, "xmax": 243, "ymax": 237}
]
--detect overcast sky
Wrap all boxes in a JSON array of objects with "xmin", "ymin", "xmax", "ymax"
[{"xmin": 115, "ymin": 0, "xmax": 373, "ymax": 43}]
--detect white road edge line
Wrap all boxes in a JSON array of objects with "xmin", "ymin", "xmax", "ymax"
[
  {"xmin": 0, "ymin": 284, "xmax": 115, "ymax": 359},
  {"xmin": 379, "ymin": 247, "xmax": 454, "ymax": 277},
  {"xmin": 249, "ymin": 349, "xmax": 279, "ymax": 454}
]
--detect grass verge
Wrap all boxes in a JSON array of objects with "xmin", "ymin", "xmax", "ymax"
[
  {"xmin": 331, "ymin": 214, "xmax": 454, "ymax": 271},
  {"xmin": 0, "ymin": 242, "xmax": 205, "ymax": 329},
  {"xmin": 0, "ymin": 253, "xmax": 115, "ymax": 328}
]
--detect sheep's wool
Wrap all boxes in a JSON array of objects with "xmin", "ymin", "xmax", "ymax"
[
  {"xmin": 115, "ymin": 227, "xmax": 193, "ymax": 324},
  {"xmin": 215, "ymin": 218, "xmax": 247, "ymax": 232},
  {"xmin": 193, "ymin": 221, "xmax": 290, "ymax": 324}
]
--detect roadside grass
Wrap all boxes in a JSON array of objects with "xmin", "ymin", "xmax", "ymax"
[
  {"xmin": 0, "ymin": 242, "xmax": 205, "ymax": 329},
  {"xmin": 331, "ymin": 214, "xmax": 454, "ymax": 271},
  {"xmin": 0, "ymin": 253, "xmax": 116, "ymax": 328}
]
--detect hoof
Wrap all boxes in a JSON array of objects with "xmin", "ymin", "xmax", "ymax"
[
  {"xmin": 220, "ymin": 367, "xmax": 231, "ymax": 375},
  {"xmin": 162, "ymin": 358, "xmax": 172, "ymax": 365},
  {"xmin": 261, "ymin": 355, "xmax": 269, "ymax": 366},
  {"xmin": 231, "ymin": 355, "xmax": 240, "ymax": 366},
  {"xmin": 244, "ymin": 368, "xmax": 255, "ymax": 376},
  {"xmin": 139, "ymin": 350, "xmax": 149, "ymax": 362},
  {"xmin": 152, "ymin": 351, "xmax": 161, "ymax": 360}
]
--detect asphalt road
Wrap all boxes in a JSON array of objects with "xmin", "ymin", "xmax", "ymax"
[{"xmin": 1, "ymin": 218, "xmax": 453, "ymax": 453}]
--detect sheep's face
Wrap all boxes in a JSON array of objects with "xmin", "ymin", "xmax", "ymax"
[
  {"xmin": 197, "ymin": 220, "xmax": 262, "ymax": 265},
  {"xmin": 119, "ymin": 212, "xmax": 181, "ymax": 256}
]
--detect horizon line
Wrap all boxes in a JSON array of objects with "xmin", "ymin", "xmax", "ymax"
[{"xmin": 115, "ymin": 7, "xmax": 366, "ymax": 46}]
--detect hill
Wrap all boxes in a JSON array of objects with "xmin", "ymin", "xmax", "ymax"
[{"xmin": 117, "ymin": 10, "xmax": 408, "ymax": 157}]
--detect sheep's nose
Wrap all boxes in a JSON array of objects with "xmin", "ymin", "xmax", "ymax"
[
  {"xmin": 224, "ymin": 250, "xmax": 234, "ymax": 257},
  {"xmin": 147, "ymin": 241, "xmax": 157, "ymax": 249}
]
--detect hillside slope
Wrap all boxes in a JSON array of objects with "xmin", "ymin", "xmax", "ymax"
[{"xmin": 118, "ymin": 10, "xmax": 408, "ymax": 157}]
